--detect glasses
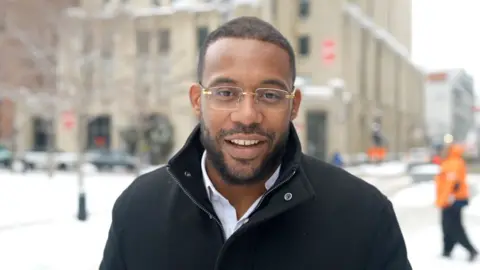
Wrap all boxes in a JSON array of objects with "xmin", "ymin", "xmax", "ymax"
[{"xmin": 201, "ymin": 85, "xmax": 295, "ymax": 111}]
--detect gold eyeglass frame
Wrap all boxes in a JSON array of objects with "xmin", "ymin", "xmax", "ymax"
[{"xmin": 200, "ymin": 84, "xmax": 297, "ymax": 102}]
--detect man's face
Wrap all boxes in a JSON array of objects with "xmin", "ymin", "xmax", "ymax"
[{"xmin": 190, "ymin": 38, "xmax": 301, "ymax": 185}]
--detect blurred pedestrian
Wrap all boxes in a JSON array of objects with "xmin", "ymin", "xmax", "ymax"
[
  {"xmin": 435, "ymin": 144, "xmax": 478, "ymax": 262},
  {"xmin": 100, "ymin": 17, "xmax": 411, "ymax": 270},
  {"xmin": 331, "ymin": 150, "xmax": 344, "ymax": 167}
]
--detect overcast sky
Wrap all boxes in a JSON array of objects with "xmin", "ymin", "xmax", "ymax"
[{"xmin": 412, "ymin": 0, "xmax": 480, "ymax": 92}]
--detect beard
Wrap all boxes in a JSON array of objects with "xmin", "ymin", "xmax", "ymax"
[{"xmin": 200, "ymin": 118, "xmax": 288, "ymax": 186}]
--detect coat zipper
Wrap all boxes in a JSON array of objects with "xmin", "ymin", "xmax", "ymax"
[
  {"xmin": 168, "ymin": 165, "xmax": 298, "ymax": 270},
  {"xmin": 250, "ymin": 166, "xmax": 298, "ymax": 215},
  {"xmin": 166, "ymin": 167, "xmax": 227, "ymax": 242},
  {"xmin": 213, "ymin": 166, "xmax": 298, "ymax": 270}
]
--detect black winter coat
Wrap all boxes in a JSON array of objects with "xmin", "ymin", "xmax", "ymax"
[{"xmin": 99, "ymin": 125, "xmax": 412, "ymax": 270}]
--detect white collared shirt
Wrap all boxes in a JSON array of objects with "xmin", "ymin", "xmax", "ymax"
[{"xmin": 201, "ymin": 151, "xmax": 280, "ymax": 239}]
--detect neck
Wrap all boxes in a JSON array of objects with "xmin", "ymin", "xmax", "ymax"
[{"xmin": 205, "ymin": 159, "xmax": 272, "ymax": 219}]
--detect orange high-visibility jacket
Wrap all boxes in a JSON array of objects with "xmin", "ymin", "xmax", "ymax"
[{"xmin": 435, "ymin": 144, "xmax": 470, "ymax": 208}]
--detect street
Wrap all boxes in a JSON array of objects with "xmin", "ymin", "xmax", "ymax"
[{"xmin": 0, "ymin": 168, "xmax": 479, "ymax": 269}]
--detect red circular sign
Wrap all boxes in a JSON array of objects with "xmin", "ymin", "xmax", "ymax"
[{"xmin": 63, "ymin": 111, "xmax": 75, "ymax": 129}]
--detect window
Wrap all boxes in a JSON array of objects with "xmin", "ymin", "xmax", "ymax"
[
  {"xmin": 87, "ymin": 115, "xmax": 111, "ymax": 149},
  {"xmin": 299, "ymin": 0, "xmax": 310, "ymax": 18},
  {"xmin": 32, "ymin": 117, "xmax": 50, "ymax": 151},
  {"xmin": 136, "ymin": 30, "xmax": 150, "ymax": 55},
  {"xmin": 197, "ymin": 27, "xmax": 209, "ymax": 50},
  {"xmin": 298, "ymin": 35, "xmax": 310, "ymax": 56},
  {"xmin": 157, "ymin": 29, "xmax": 170, "ymax": 53}
]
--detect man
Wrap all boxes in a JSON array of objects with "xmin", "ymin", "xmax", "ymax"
[
  {"xmin": 100, "ymin": 17, "xmax": 411, "ymax": 270},
  {"xmin": 435, "ymin": 144, "xmax": 478, "ymax": 262}
]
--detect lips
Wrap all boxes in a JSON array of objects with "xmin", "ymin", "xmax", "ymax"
[{"xmin": 224, "ymin": 135, "xmax": 268, "ymax": 160}]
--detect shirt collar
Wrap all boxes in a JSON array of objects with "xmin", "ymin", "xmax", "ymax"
[{"xmin": 201, "ymin": 151, "xmax": 281, "ymax": 200}]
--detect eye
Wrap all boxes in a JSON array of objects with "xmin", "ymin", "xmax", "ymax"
[
  {"xmin": 216, "ymin": 89, "xmax": 234, "ymax": 97},
  {"xmin": 263, "ymin": 91, "xmax": 281, "ymax": 100},
  {"xmin": 211, "ymin": 87, "xmax": 240, "ymax": 100},
  {"xmin": 258, "ymin": 89, "xmax": 284, "ymax": 101}
]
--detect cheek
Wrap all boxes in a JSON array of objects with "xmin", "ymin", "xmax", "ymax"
[
  {"xmin": 265, "ymin": 111, "xmax": 291, "ymax": 129},
  {"xmin": 202, "ymin": 109, "xmax": 230, "ymax": 136}
]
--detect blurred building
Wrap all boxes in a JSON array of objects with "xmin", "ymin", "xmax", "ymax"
[
  {"xmin": 0, "ymin": 0, "xmax": 79, "ymax": 148},
  {"xmin": 15, "ymin": 0, "xmax": 424, "ymax": 161},
  {"xmin": 424, "ymin": 69, "xmax": 475, "ymax": 146}
]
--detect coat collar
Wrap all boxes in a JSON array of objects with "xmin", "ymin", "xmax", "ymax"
[{"xmin": 166, "ymin": 123, "xmax": 314, "ymax": 219}]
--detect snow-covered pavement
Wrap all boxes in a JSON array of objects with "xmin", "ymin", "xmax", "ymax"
[
  {"xmin": 406, "ymin": 222, "xmax": 480, "ymax": 269},
  {"xmin": 345, "ymin": 161, "xmax": 408, "ymax": 178},
  {"xmin": 0, "ymin": 171, "xmax": 135, "ymax": 229},
  {"xmin": 1, "ymin": 169, "xmax": 480, "ymax": 269},
  {"xmin": 0, "ymin": 216, "xmax": 111, "ymax": 270}
]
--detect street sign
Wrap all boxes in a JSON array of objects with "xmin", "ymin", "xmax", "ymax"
[
  {"xmin": 321, "ymin": 39, "xmax": 336, "ymax": 65},
  {"xmin": 62, "ymin": 111, "xmax": 75, "ymax": 129}
]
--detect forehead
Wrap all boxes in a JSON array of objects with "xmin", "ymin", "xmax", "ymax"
[{"xmin": 202, "ymin": 38, "xmax": 292, "ymax": 87}]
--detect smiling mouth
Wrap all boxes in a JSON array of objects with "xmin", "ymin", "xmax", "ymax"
[{"xmin": 227, "ymin": 139, "xmax": 263, "ymax": 146}]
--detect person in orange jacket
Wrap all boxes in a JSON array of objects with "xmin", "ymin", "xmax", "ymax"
[{"xmin": 435, "ymin": 144, "xmax": 478, "ymax": 261}]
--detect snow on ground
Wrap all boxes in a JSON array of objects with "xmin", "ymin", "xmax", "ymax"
[
  {"xmin": 345, "ymin": 161, "xmax": 407, "ymax": 177},
  {"xmin": 0, "ymin": 215, "xmax": 111, "ymax": 270},
  {"xmin": 0, "ymin": 171, "xmax": 136, "ymax": 229},
  {"xmin": 0, "ymin": 210, "xmax": 478, "ymax": 270},
  {"xmin": 1, "ymin": 169, "xmax": 479, "ymax": 269},
  {"xmin": 391, "ymin": 174, "xmax": 480, "ymax": 214},
  {"xmin": 409, "ymin": 164, "xmax": 440, "ymax": 174},
  {"xmin": 391, "ymin": 181, "xmax": 436, "ymax": 208},
  {"xmin": 405, "ymin": 223, "xmax": 480, "ymax": 269},
  {"xmin": 465, "ymin": 195, "xmax": 480, "ymax": 217}
]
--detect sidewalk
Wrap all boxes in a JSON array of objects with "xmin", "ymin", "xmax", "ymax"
[
  {"xmin": 1, "ymin": 169, "xmax": 479, "ymax": 269},
  {"xmin": 345, "ymin": 161, "xmax": 408, "ymax": 178},
  {"xmin": 404, "ymin": 222, "xmax": 480, "ymax": 269},
  {"xmin": 392, "ymin": 176, "xmax": 480, "ymax": 269},
  {"xmin": 0, "ymin": 171, "xmax": 134, "ymax": 229},
  {"xmin": 0, "ymin": 215, "xmax": 111, "ymax": 270}
]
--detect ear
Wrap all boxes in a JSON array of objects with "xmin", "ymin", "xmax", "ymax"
[
  {"xmin": 189, "ymin": 83, "xmax": 202, "ymax": 118},
  {"xmin": 290, "ymin": 88, "xmax": 302, "ymax": 120}
]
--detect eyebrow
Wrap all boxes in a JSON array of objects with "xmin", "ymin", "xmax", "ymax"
[
  {"xmin": 207, "ymin": 77, "xmax": 237, "ymax": 86},
  {"xmin": 259, "ymin": 79, "xmax": 289, "ymax": 90},
  {"xmin": 206, "ymin": 77, "xmax": 290, "ymax": 90}
]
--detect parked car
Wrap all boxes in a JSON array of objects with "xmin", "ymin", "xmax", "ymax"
[
  {"xmin": 404, "ymin": 147, "xmax": 432, "ymax": 171},
  {"xmin": 20, "ymin": 148, "xmax": 77, "ymax": 171},
  {"xmin": 0, "ymin": 145, "xmax": 13, "ymax": 168},
  {"xmin": 87, "ymin": 150, "xmax": 138, "ymax": 172}
]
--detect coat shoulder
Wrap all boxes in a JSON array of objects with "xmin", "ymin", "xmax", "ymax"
[{"xmin": 111, "ymin": 166, "xmax": 178, "ymax": 223}]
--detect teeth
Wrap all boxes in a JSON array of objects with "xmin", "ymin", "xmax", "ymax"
[{"xmin": 230, "ymin": 139, "xmax": 260, "ymax": 146}]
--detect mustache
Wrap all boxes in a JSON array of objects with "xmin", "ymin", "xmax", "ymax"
[{"xmin": 217, "ymin": 123, "xmax": 275, "ymax": 141}]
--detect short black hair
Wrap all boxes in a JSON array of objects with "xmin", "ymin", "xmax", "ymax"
[{"xmin": 197, "ymin": 16, "xmax": 296, "ymax": 85}]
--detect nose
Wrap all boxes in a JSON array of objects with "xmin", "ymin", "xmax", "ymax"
[{"xmin": 230, "ymin": 93, "xmax": 263, "ymax": 125}]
